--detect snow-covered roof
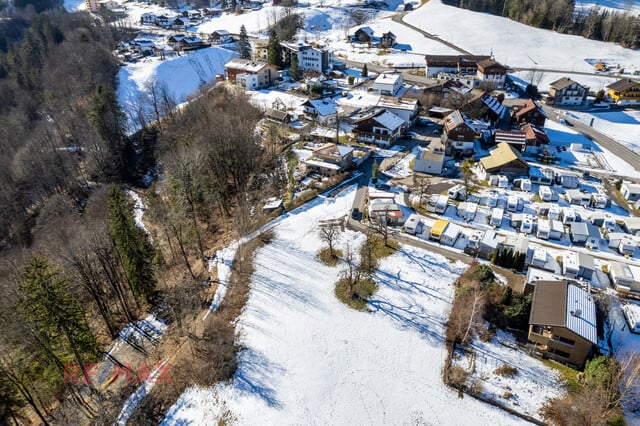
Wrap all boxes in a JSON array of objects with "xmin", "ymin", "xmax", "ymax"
[
  {"xmin": 355, "ymin": 26, "xmax": 374, "ymax": 38},
  {"xmin": 306, "ymin": 98, "xmax": 337, "ymax": 116},
  {"xmin": 304, "ymin": 159, "xmax": 341, "ymax": 170},
  {"xmin": 372, "ymin": 109, "xmax": 404, "ymax": 131},
  {"xmin": 374, "ymin": 73, "xmax": 402, "ymax": 86}
]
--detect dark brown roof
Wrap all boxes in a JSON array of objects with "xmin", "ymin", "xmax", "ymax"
[
  {"xmin": 514, "ymin": 99, "xmax": 537, "ymax": 118},
  {"xmin": 264, "ymin": 108, "xmax": 289, "ymax": 121},
  {"xmin": 607, "ymin": 78, "xmax": 640, "ymax": 92},
  {"xmin": 424, "ymin": 55, "xmax": 491, "ymax": 67},
  {"xmin": 477, "ymin": 59, "xmax": 507, "ymax": 72},
  {"xmin": 529, "ymin": 281, "xmax": 567, "ymax": 326},
  {"xmin": 549, "ymin": 77, "xmax": 583, "ymax": 90}
]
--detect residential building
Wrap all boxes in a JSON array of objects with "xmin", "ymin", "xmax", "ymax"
[
  {"xmin": 376, "ymin": 96, "xmax": 419, "ymax": 125},
  {"xmin": 412, "ymin": 139, "xmax": 445, "ymax": 175},
  {"xmin": 521, "ymin": 124, "xmax": 550, "ymax": 150},
  {"xmin": 478, "ymin": 229, "xmax": 504, "ymax": 260},
  {"xmin": 478, "ymin": 142, "xmax": 530, "ymax": 178},
  {"xmin": 475, "ymin": 58, "xmax": 508, "ymax": 89},
  {"xmin": 548, "ymin": 77, "xmax": 589, "ymax": 106},
  {"xmin": 353, "ymin": 109, "xmax": 405, "ymax": 147},
  {"xmin": 85, "ymin": 0, "xmax": 99, "ymax": 12},
  {"xmin": 442, "ymin": 110, "xmax": 478, "ymax": 157},
  {"xmin": 379, "ymin": 31, "xmax": 396, "ymax": 48},
  {"xmin": 281, "ymin": 42, "xmax": 334, "ymax": 73},
  {"xmin": 461, "ymin": 91, "xmax": 506, "ymax": 123},
  {"xmin": 372, "ymin": 73, "xmax": 403, "ymax": 96},
  {"xmin": 607, "ymin": 78, "xmax": 640, "ymax": 106},
  {"xmin": 621, "ymin": 181, "xmax": 640, "ymax": 202},
  {"xmin": 209, "ymin": 30, "xmax": 232, "ymax": 44},
  {"xmin": 424, "ymin": 54, "xmax": 491, "ymax": 78},
  {"xmin": 304, "ymin": 143, "xmax": 354, "ymax": 175},
  {"xmin": 528, "ymin": 280, "xmax": 597, "ymax": 367},
  {"xmin": 493, "ymin": 130, "xmax": 527, "ymax": 152},
  {"xmin": 302, "ymin": 98, "xmax": 338, "ymax": 125},
  {"xmin": 512, "ymin": 99, "xmax": 546, "ymax": 127},
  {"xmin": 264, "ymin": 108, "xmax": 290, "ymax": 124},
  {"xmin": 354, "ymin": 26, "xmax": 374, "ymax": 43},
  {"xmin": 224, "ymin": 59, "xmax": 278, "ymax": 90}
]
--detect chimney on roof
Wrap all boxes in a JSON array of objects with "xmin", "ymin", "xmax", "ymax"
[{"xmin": 570, "ymin": 308, "xmax": 582, "ymax": 317}]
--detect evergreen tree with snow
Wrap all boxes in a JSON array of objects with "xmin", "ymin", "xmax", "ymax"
[
  {"xmin": 267, "ymin": 29, "xmax": 283, "ymax": 68},
  {"xmin": 239, "ymin": 25, "xmax": 251, "ymax": 59}
]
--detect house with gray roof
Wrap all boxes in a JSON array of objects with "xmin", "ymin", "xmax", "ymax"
[{"xmin": 528, "ymin": 280, "xmax": 597, "ymax": 367}]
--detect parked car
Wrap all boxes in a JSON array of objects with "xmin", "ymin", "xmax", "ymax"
[{"xmin": 351, "ymin": 207, "xmax": 361, "ymax": 220}]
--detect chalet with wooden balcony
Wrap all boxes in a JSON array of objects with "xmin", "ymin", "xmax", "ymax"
[
  {"xmin": 353, "ymin": 109, "xmax": 405, "ymax": 148},
  {"xmin": 528, "ymin": 280, "xmax": 597, "ymax": 368},
  {"xmin": 548, "ymin": 77, "xmax": 589, "ymax": 106},
  {"xmin": 607, "ymin": 78, "xmax": 640, "ymax": 106},
  {"xmin": 511, "ymin": 98, "xmax": 546, "ymax": 127}
]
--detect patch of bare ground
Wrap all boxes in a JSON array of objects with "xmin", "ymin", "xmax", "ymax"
[{"xmin": 126, "ymin": 230, "xmax": 273, "ymax": 424}]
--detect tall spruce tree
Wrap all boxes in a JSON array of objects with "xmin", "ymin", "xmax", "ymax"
[
  {"xmin": 239, "ymin": 25, "xmax": 251, "ymax": 59},
  {"xmin": 19, "ymin": 257, "xmax": 98, "ymax": 384},
  {"xmin": 107, "ymin": 185, "xmax": 156, "ymax": 305},
  {"xmin": 267, "ymin": 29, "xmax": 283, "ymax": 67},
  {"xmin": 289, "ymin": 54, "xmax": 299, "ymax": 80},
  {"xmin": 361, "ymin": 63, "xmax": 368, "ymax": 77}
]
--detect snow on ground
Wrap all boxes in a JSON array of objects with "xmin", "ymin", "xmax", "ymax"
[
  {"xmin": 570, "ymin": 109, "xmax": 640, "ymax": 154},
  {"xmin": 116, "ymin": 47, "xmax": 237, "ymax": 133},
  {"xmin": 248, "ymin": 89, "xmax": 307, "ymax": 111},
  {"xmin": 457, "ymin": 330, "xmax": 565, "ymax": 419},
  {"xmin": 202, "ymin": 244, "xmax": 238, "ymax": 321},
  {"xmin": 544, "ymin": 119, "xmax": 640, "ymax": 179},
  {"xmin": 63, "ymin": 0, "xmax": 84, "ymax": 11},
  {"xmin": 162, "ymin": 186, "xmax": 553, "ymax": 425},
  {"xmin": 404, "ymin": 0, "xmax": 640, "ymax": 83},
  {"xmin": 512, "ymin": 70, "xmax": 618, "ymax": 95},
  {"xmin": 575, "ymin": 0, "xmax": 640, "ymax": 15},
  {"xmin": 126, "ymin": 189, "xmax": 150, "ymax": 235}
]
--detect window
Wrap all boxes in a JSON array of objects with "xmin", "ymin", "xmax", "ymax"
[
  {"xmin": 549, "ymin": 348, "xmax": 570, "ymax": 359},
  {"xmin": 552, "ymin": 336, "xmax": 575, "ymax": 346}
]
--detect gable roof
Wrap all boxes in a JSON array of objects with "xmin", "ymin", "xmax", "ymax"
[
  {"xmin": 444, "ymin": 110, "xmax": 477, "ymax": 134},
  {"xmin": 480, "ymin": 142, "xmax": 529, "ymax": 171},
  {"xmin": 424, "ymin": 54, "xmax": 491, "ymax": 67},
  {"xmin": 468, "ymin": 91, "xmax": 505, "ymax": 117},
  {"xmin": 607, "ymin": 78, "xmax": 640, "ymax": 92},
  {"xmin": 549, "ymin": 77, "xmax": 584, "ymax": 90},
  {"xmin": 529, "ymin": 281, "xmax": 597, "ymax": 344},
  {"xmin": 264, "ymin": 108, "xmax": 289, "ymax": 122},
  {"xmin": 494, "ymin": 130, "xmax": 526, "ymax": 145},
  {"xmin": 514, "ymin": 99, "xmax": 544, "ymax": 119},
  {"xmin": 522, "ymin": 123, "xmax": 549, "ymax": 142},
  {"xmin": 305, "ymin": 98, "xmax": 337, "ymax": 116},
  {"xmin": 476, "ymin": 58, "xmax": 507, "ymax": 72},
  {"xmin": 371, "ymin": 109, "xmax": 404, "ymax": 131},
  {"xmin": 313, "ymin": 143, "xmax": 354, "ymax": 158},
  {"xmin": 355, "ymin": 26, "xmax": 374, "ymax": 38}
]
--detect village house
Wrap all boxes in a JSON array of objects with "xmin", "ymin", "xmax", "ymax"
[
  {"xmin": 548, "ymin": 77, "xmax": 589, "ymax": 106},
  {"xmin": 302, "ymin": 98, "xmax": 338, "ymax": 125},
  {"xmin": 354, "ymin": 26, "xmax": 374, "ymax": 43},
  {"xmin": 620, "ymin": 181, "xmax": 640, "ymax": 202},
  {"xmin": 412, "ymin": 138, "xmax": 445, "ymax": 175},
  {"xmin": 224, "ymin": 58, "xmax": 278, "ymax": 90},
  {"xmin": 304, "ymin": 143, "xmax": 354, "ymax": 175},
  {"xmin": 376, "ymin": 96, "xmax": 419, "ymax": 126},
  {"xmin": 424, "ymin": 54, "xmax": 491, "ymax": 78},
  {"xmin": 478, "ymin": 142, "xmax": 530, "ymax": 179},
  {"xmin": 460, "ymin": 91, "xmax": 507, "ymax": 123},
  {"xmin": 475, "ymin": 58, "xmax": 508, "ymax": 89},
  {"xmin": 442, "ymin": 110, "xmax": 478, "ymax": 157},
  {"xmin": 281, "ymin": 42, "xmax": 334, "ymax": 73},
  {"xmin": 368, "ymin": 195, "xmax": 404, "ymax": 225},
  {"xmin": 372, "ymin": 73, "xmax": 403, "ymax": 96},
  {"xmin": 209, "ymin": 30, "xmax": 232, "ymax": 44},
  {"xmin": 352, "ymin": 109, "xmax": 405, "ymax": 147},
  {"xmin": 511, "ymin": 99, "xmax": 546, "ymax": 127},
  {"xmin": 379, "ymin": 31, "xmax": 396, "ymax": 48},
  {"xmin": 606, "ymin": 78, "xmax": 640, "ymax": 106},
  {"xmin": 263, "ymin": 108, "xmax": 291, "ymax": 125},
  {"xmin": 520, "ymin": 123, "xmax": 550, "ymax": 150},
  {"xmin": 528, "ymin": 280, "xmax": 597, "ymax": 368},
  {"xmin": 172, "ymin": 36, "xmax": 207, "ymax": 52},
  {"xmin": 493, "ymin": 130, "xmax": 527, "ymax": 152}
]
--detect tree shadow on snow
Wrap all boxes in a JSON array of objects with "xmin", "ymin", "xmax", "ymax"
[
  {"xmin": 233, "ymin": 348, "xmax": 284, "ymax": 409},
  {"xmin": 368, "ymin": 298, "xmax": 445, "ymax": 346}
]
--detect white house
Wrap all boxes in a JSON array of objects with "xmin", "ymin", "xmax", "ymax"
[
  {"xmin": 303, "ymin": 98, "xmax": 338, "ymax": 125},
  {"xmin": 281, "ymin": 42, "xmax": 334, "ymax": 73},
  {"xmin": 621, "ymin": 181, "xmax": 640, "ymax": 202},
  {"xmin": 413, "ymin": 139, "xmax": 445, "ymax": 175},
  {"xmin": 372, "ymin": 73, "xmax": 403, "ymax": 96},
  {"xmin": 376, "ymin": 96, "xmax": 419, "ymax": 126}
]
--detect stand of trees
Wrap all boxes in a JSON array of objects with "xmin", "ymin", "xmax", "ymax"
[{"xmin": 442, "ymin": 0, "xmax": 639, "ymax": 49}]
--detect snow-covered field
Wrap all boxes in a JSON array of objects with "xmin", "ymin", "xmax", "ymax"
[
  {"xmin": 116, "ymin": 46, "xmax": 237, "ymax": 133},
  {"xmin": 404, "ymin": 0, "xmax": 640, "ymax": 85},
  {"xmin": 162, "ymin": 186, "xmax": 560, "ymax": 425},
  {"xmin": 570, "ymin": 109, "xmax": 640, "ymax": 155}
]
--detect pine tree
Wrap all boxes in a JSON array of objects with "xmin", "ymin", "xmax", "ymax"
[
  {"xmin": 239, "ymin": 25, "xmax": 251, "ymax": 59},
  {"xmin": 361, "ymin": 63, "xmax": 368, "ymax": 77},
  {"xmin": 372, "ymin": 160, "xmax": 380, "ymax": 182},
  {"xmin": 107, "ymin": 185, "xmax": 156, "ymax": 305},
  {"xmin": 267, "ymin": 29, "xmax": 283, "ymax": 68},
  {"xmin": 289, "ymin": 54, "xmax": 299, "ymax": 80},
  {"xmin": 19, "ymin": 258, "xmax": 99, "ymax": 384}
]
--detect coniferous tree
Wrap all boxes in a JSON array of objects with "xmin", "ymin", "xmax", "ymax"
[
  {"xmin": 267, "ymin": 29, "xmax": 283, "ymax": 68},
  {"xmin": 239, "ymin": 25, "xmax": 251, "ymax": 59},
  {"xmin": 107, "ymin": 185, "xmax": 156, "ymax": 305},
  {"xmin": 19, "ymin": 257, "xmax": 99, "ymax": 384},
  {"xmin": 289, "ymin": 53, "xmax": 299, "ymax": 80},
  {"xmin": 361, "ymin": 63, "xmax": 368, "ymax": 77}
]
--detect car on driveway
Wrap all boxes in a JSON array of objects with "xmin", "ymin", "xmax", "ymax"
[{"xmin": 351, "ymin": 207, "xmax": 361, "ymax": 220}]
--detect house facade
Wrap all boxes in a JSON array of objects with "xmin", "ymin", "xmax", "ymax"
[
  {"xmin": 424, "ymin": 54, "xmax": 491, "ymax": 78},
  {"xmin": 379, "ymin": 31, "xmax": 396, "ymax": 48},
  {"xmin": 512, "ymin": 99, "xmax": 546, "ymax": 127},
  {"xmin": 354, "ymin": 26, "xmax": 374, "ymax": 43},
  {"xmin": 548, "ymin": 77, "xmax": 589, "ymax": 106},
  {"xmin": 353, "ymin": 109, "xmax": 405, "ymax": 147},
  {"xmin": 413, "ymin": 139, "xmax": 445, "ymax": 175},
  {"xmin": 475, "ymin": 58, "xmax": 508, "ymax": 89},
  {"xmin": 281, "ymin": 42, "xmax": 333, "ymax": 73},
  {"xmin": 528, "ymin": 280, "xmax": 597, "ymax": 368},
  {"xmin": 224, "ymin": 59, "xmax": 277, "ymax": 90},
  {"xmin": 304, "ymin": 143, "xmax": 354, "ymax": 175},
  {"xmin": 302, "ymin": 98, "xmax": 338, "ymax": 125},
  {"xmin": 607, "ymin": 78, "xmax": 640, "ymax": 106},
  {"xmin": 443, "ymin": 110, "xmax": 478, "ymax": 157},
  {"xmin": 372, "ymin": 73, "xmax": 403, "ymax": 96}
]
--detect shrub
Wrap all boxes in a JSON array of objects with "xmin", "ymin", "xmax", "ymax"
[
  {"xmin": 318, "ymin": 247, "xmax": 342, "ymax": 266},
  {"xmin": 494, "ymin": 364, "xmax": 518, "ymax": 378},
  {"xmin": 503, "ymin": 391, "xmax": 513, "ymax": 399},
  {"xmin": 469, "ymin": 378, "xmax": 484, "ymax": 395},
  {"xmin": 448, "ymin": 365, "xmax": 469, "ymax": 387},
  {"xmin": 335, "ymin": 277, "xmax": 377, "ymax": 311}
]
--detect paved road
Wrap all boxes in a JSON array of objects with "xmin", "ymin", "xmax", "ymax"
[{"xmin": 540, "ymin": 104, "xmax": 640, "ymax": 175}]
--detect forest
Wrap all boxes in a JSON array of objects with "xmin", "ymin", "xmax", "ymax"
[
  {"xmin": 441, "ymin": 0, "xmax": 640, "ymax": 49},
  {"xmin": 0, "ymin": 1, "xmax": 286, "ymax": 423}
]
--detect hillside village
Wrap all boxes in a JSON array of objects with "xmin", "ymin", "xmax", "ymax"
[{"xmin": 34, "ymin": 0, "xmax": 640, "ymax": 423}]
